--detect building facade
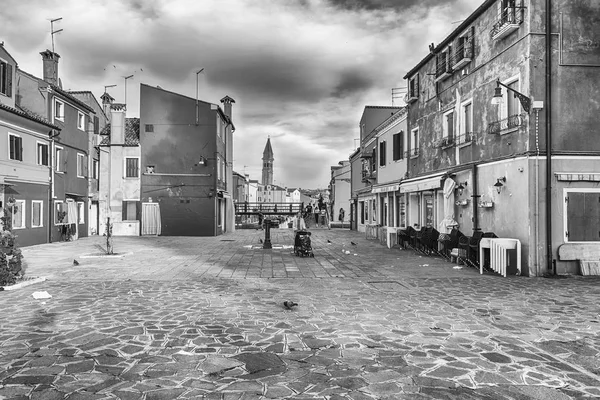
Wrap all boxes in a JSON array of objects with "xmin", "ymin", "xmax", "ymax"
[
  {"xmin": 16, "ymin": 50, "xmax": 95, "ymax": 243},
  {"xmin": 0, "ymin": 44, "xmax": 61, "ymax": 247},
  {"xmin": 329, "ymin": 161, "xmax": 351, "ymax": 225},
  {"xmin": 98, "ymin": 102, "xmax": 141, "ymax": 236},
  {"xmin": 401, "ymin": 0, "xmax": 600, "ymax": 275},
  {"xmin": 139, "ymin": 84, "xmax": 235, "ymax": 236}
]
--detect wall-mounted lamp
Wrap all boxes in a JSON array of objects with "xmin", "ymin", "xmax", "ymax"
[
  {"xmin": 455, "ymin": 181, "xmax": 468, "ymax": 196},
  {"xmin": 494, "ymin": 176, "xmax": 506, "ymax": 194},
  {"xmin": 197, "ymin": 156, "xmax": 207, "ymax": 166},
  {"xmin": 491, "ymin": 78, "xmax": 532, "ymax": 113}
]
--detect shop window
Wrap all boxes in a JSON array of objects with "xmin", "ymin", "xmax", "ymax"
[{"xmin": 565, "ymin": 191, "xmax": 600, "ymax": 242}]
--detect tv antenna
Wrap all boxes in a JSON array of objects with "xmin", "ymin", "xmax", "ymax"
[
  {"xmin": 50, "ymin": 18, "xmax": 63, "ymax": 53},
  {"xmin": 104, "ymin": 84, "xmax": 117, "ymax": 93},
  {"xmin": 391, "ymin": 87, "xmax": 407, "ymax": 106}
]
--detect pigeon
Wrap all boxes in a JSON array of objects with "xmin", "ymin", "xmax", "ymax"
[
  {"xmin": 350, "ymin": 241, "xmax": 357, "ymax": 246},
  {"xmin": 283, "ymin": 301, "xmax": 298, "ymax": 309},
  {"xmin": 73, "ymin": 259, "xmax": 79, "ymax": 266},
  {"xmin": 327, "ymin": 239, "xmax": 331, "ymax": 243},
  {"xmin": 259, "ymin": 238, "xmax": 263, "ymax": 244}
]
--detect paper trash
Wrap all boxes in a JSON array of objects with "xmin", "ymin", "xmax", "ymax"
[{"xmin": 32, "ymin": 291, "xmax": 52, "ymax": 300}]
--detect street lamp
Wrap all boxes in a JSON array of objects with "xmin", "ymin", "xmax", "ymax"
[{"xmin": 491, "ymin": 78, "xmax": 532, "ymax": 113}]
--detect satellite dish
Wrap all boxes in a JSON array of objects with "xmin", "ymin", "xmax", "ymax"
[{"xmin": 58, "ymin": 78, "xmax": 63, "ymax": 89}]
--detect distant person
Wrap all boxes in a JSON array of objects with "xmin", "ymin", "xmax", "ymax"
[
  {"xmin": 339, "ymin": 208, "xmax": 345, "ymax": 223},
  {"xmin": 258, "ymin": 212, "xmax": 264, "ymax": 230},
  {"xmin": 314, "ymin": 204, "xmax": 320, "ymax": 228}
]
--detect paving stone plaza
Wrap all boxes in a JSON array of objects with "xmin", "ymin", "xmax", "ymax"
[{"xmin": 1, "ymin": 229, "xmax": 599, "ymax": 399}]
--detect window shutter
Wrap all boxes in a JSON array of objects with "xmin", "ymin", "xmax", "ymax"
[
  {"xmin": 9, "ymin": 136, "xmax": 14, "ymax": 159},
  {"xmin": 19, "ymin": 137, "xmax": 23, "ymax": 161},
  {"xmin": 94, "ymin": 116, "xmax": 99, "ymax": 134},
  {"xmin": 84, "ymin": 155, "xmax": 88, "ymax": 177},
  {"xmin": 122, "ymin": 201, "xmax": 127, "ymax": 221},
  {"xmin": 6, "ymin": 64, "xmax": 12, "ymax": 98},
  {"xmin": 392, "ymin": 134, "xmax": 398, "ymax": 160},
  {"xmin": 399, "ymin": 131, "xmax": 404, "ymax": 158}
]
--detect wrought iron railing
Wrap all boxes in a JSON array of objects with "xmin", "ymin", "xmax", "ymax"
[
  {"xmin": 487, "ymin": 113, "xmax": 525, "ymax": 134},
  {"xmin": 435, "ymin": 54, "xmax": 452, "ymax": 79},
  {"xmin": 490, "ymin": 7, "xmax": 524, "ymax": 38},
  {"xmin": 456, "ymin": 131, "xmax": 474, "ymax": 145},
  {"xmin": 452, "ymin": 38, "xmax": 474, "ymax": 67},
  {"xmin": 438, "ymin": 136, "xmax": 455, "ymax": 148}
]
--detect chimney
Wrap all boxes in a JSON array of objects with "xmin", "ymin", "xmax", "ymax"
[
  {"xmin": 220, "ymin": 95, "xmax": 235, "ymax": 121},
  {"xmin": 110, "ymin": 103, "xmax": 126, "ymax": 145},
  {"xmin": 101, "ymin": 92, "xmax": 115, "ymax": 119},
  {"xmin": 40, "ymin": 50, "xmax": 60, "ymax": 86}
]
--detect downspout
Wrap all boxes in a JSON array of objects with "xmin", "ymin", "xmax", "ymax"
[
  {"xmin": 545, "ymin": 0, "xmax": 554, "ymax": 274},
  {"xmin": 534, "ymin": 109, "xmax": 541, "ymax": 276},
  {"xmin": 471, "ymin": 164, "xmax": 479, "ymax": 231}
]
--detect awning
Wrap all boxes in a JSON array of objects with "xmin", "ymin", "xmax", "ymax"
[
  {"xmin": 400, "ymin": 175, "xmax": 444, "ymax": 193},
  {"xmin": 372, "ymin": 183, "xmax": 401, "ymax": 193}
]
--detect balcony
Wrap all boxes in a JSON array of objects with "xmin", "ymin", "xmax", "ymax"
[
  {"xmin": 490, "ymin": 8, "xmax": 523, "ymax": 41},
  {"xmin": 405, "ymin": 78, "xmax": 419, "ymax": 104},
  {"xmin": 435, "ymin": 56, "xmax": 452, "ymax": 82},
  {"xmin": 456, "ymin": 131, "xmax": 474, "ymax": 145},
  {"xmin": 362, "ymin": 169, "xmax": 376, "ymax": 183},
  {"xmin": 452, "ymin": 38, "xmax": 473, "ymax": 70},
  {"xmin": 404, "ymin": 91, "xmax": 418, "ymax": 104},
  {"xmin": 487, "ymin": 114, "xmax": 525, "ymax": 135}
]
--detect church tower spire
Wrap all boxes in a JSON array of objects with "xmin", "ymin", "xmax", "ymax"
[{"xmin": 261, "ymin": 137, "xmax": 274, "ymax": 186}]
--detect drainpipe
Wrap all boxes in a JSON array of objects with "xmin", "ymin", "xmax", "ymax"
[
  {"xmin": 545, "ymin": 0, "xmax": 554, "ymax": 274},
  {"xmin": 471, "ymin": 164, "xmax": 479, "ymax": 232}
]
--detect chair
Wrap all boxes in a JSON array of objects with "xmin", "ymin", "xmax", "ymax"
[
  {"xmin": 398, "ymin": 226, "xmax": 414, "ymax": 249},
  {"xmin": 438, "ymin": 228, "xmax": 463, "ymax": 259},
  {"xmin": 420, "ymin": 227, "xmax": 440, "ymax": 256}
]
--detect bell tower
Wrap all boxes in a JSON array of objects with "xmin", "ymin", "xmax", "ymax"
[{"xmin": 261, "ymin": 137, "xmax": 274, "ymax": 186}]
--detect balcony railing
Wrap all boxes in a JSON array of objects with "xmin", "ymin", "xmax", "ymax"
[
  {"xmin": 438, "ymin": 136, "xmax": 455, "ymax": 148},
  {"xmin": 456, "ymin": 131, "xmax": 474, "ymax": 145},
  {"xmin": 435, "ymin": 55, "xmax": 452, "ymax": 82},
  {"xmin": 405, "ymin": 79, "xmax": 419, "ymax": 103},
  {"xmin": 452, "ymin": 38, "xmax": 473, "ymax": 69},
  {"xmin": 487, "ymin": 113, "xmax": 525, "ymax": 135},
  {"xmin": 490, "ymin": 7, "xmax": 523, "ymax": 40}
]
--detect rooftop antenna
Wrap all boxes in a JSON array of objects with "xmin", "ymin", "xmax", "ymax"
[
  {"xmin": 391, "ymin": 87, "xmax": 407, "ymax": 106},
  {"xmin": 195, "ymin": 68, "xmax": 204, "ymax": 125},
  {"xmin": 123, "ymin": 74, "xmax": 134, "ymax": 108},
  {"xmin": 104, "ymin": 84, "xmax": 117, "ymax": 93},
  {"xmin": 50, "ymin": 17, "xmax": 63, "ymax": 86}
]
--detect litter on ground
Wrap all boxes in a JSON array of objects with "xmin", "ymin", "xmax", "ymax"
[
  {"xmin": 453, "ymin": 266, "xmax": 463, "ymax": 270},
  {"xmin": 32, "ymin": 291, "xmax": 52, "ymax": 299}
]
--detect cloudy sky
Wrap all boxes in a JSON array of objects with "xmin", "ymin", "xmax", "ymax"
[{"xmin": 1, "ymin": 0, "xmax": 482, "ymax": 189}]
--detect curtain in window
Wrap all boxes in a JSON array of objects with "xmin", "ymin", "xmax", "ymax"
[{"xmin": 67, "ymin": 201, "xmax": 78, "ymax": 225}]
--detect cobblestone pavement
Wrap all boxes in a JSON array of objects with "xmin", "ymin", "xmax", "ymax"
[{"xmin": 1, "ymin": 229, "xmax": 599, "ymax": 399}]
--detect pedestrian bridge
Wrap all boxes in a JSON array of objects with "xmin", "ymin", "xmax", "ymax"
[{"xmin": 234, "ymin": 202, "xmax": 304, "ymax": 215}]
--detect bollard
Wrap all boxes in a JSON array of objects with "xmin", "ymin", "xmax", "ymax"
[{"xmin": 263, "ymin": 219, "xmax": 273, "ymax": 249}]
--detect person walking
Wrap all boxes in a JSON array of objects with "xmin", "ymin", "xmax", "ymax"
[
  {"xmin": 315, "ymin": 204, "xmax": 321, "ymax": 228},
  {"xmin": 339, "ymin": 207, "xmax": 345, "ymax": 223}
]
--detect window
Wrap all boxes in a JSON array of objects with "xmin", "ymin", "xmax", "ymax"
[
  {"xmin": 393, "ymin": 131, "xmax": 404, "ymax": 161},
  {"xmin": 77, "ymin": 153, "xmax": 86, "ymax": 178},
  {"xmin": 11, "ymin": 200, "xmax": 25, "ymax": 229},
  {"xmin": 442, "ymin": 110, "xmax": 455, "ymax": 141},
  {"xmin": 506, "ymin": 80, "xmax": 520, "ymax": 117},
  {"xmin": 424, "ymin": 194, "xmax": 434, "ymax": 227},
  {"xmin": 364, "ymin": 201, "xmax": 368, "ymax": 222},
  {"xmin": 55, "ymin": 201, "xmax": 67, "ymax": 224},
  {"xmin": 453, "ymin": 27, "xmax": 474, "ymax": 69},
  {"xmin": 77, "ymin": 201, "xmax": 85, "ymax": 224},
  {"xmin": 54, "ymin": 99, "xmax": 64, "ymax": 121},
  {"xmin": 0, "ymin": 59, "xmax": 12, "ymax": 97},
  {"xmin": 92, "ymin": 159, "xmax": 99, "ymax": 179},
  {"xmin": 460, "ymin": 100, "xmax": 473, "ymax": 144},
  {"xmin": 122, "ymin": 201, "xmax": 137, "ymax": 221},
  {"xmin": 125, "ymin": 157, "xmax": 139, "ymax": 178},
  {"xmin": 435, "ymin": 47, "xmax": 452, "ymax": 81},
  {"xmin": 145, "ymin": 124, "xmax": 154, "ymax": 132},
  {"xmin": 379, "ymin": 141, "xmax": 386, "ymax": 166},
  {"xmin": 32, "ymin": 200, "xmax": 43, "ymax": 228},
  {"xmin": 77, "ymin": 112, "xmax": 85, "ymax": 131},
  {"xmin": 396, "ymin": 195, "xmax": 406, "ymax": 227},
  {"xmin": 371, "ymin": 200, "xmax": 376, "ymax": 222},
  {"xmin": 55, "ymin": 146, "xmax": 64, "ymax": 172},
  {"xmin": 8, "ymin": 134, "xmax": 22, "ymax": 161},
  {"xmin": 370, "ymin": 148, "xmax": 376, "ymax": 173},
  {"xmin": 411, "ymin": 128, "xmax": 419, "ymax": 157},
  {"xmin": 37, "ymin": 142, "xmax": 49, "ymax": 166},
  {"xmin": 93, "ymin": 116, "xmax": 100, "ymax": 134},
  {"xmin": 407, "ymin": 75, "xmax": 419, "ymax": 102},
  {"xmin": 565, "ymin": 190, "xmax": 600, "ymax": 242}
]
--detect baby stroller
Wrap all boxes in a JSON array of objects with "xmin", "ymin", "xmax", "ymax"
[{"xmin": 294, "ymin": 230, "xmax": 314, "ymax": 257}]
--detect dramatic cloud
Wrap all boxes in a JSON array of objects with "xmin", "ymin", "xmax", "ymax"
[{"xmin": 0, "ymin": 0, "xmax": 482, "ymax": 189}]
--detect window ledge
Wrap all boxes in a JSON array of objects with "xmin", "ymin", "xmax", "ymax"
[
  {"xmin": 55, "ymin": 171, "xmax": 65, "ymax": 174},
  {"xmin": 458, "ymin": 141, "xmax": 473, "ymax": 149},
  {"xmin": 499, "ymin": 127, "xmax": 519, "ymax": 136},
  {"xmin": 12, "ymin": 226, "xmax": 25, "ymax": 230}
]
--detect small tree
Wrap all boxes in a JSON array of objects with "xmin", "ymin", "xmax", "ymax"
[{"xmin": 0, "ymin": 198, "xmax": 24, "ymax": 286}]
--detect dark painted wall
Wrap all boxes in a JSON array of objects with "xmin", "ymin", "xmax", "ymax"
[
  {"xmin": 8, "ymin": 182, "xmax": 49, "ymax": 247},
  {"xmin": 139, "ymin": 84, "xmax": 218, "ymax": 236}
]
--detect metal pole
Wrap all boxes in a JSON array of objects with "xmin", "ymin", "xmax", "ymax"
[
  {"xmin": 195, "ymin": 68, "xmax": 204, "ymax": 125},
  {"xmin": 124, "ymin": 75, "xmax": 133, "ymax": 107},
  {"xmin": 545, "ymin": 0, "xmax": 553, "ymax": 274}
]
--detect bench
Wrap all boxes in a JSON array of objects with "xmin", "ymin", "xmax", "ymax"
[{"xmin": 558, "ymin": 244, "xmax": 600, "ymax": 275}]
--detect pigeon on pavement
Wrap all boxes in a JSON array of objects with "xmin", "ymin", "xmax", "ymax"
[
  {"xmin": 283, "ymin": 301, "xmax": 298, "ymax": 309},
  {"xmin": 327, "ymin": 239, "xmax": 332, "ymax": 243},
  {"xmin": 73, "ymin": 259, "xmax": 79, "ymax": 266},
  {"xmin": 350, "ymin": 241, "xmax": 357, "ymax": 246}
]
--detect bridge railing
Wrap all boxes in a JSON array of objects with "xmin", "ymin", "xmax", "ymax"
[{"xmin": 234, "ymin": 202, "xmax": 304, "ymax": 215}]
